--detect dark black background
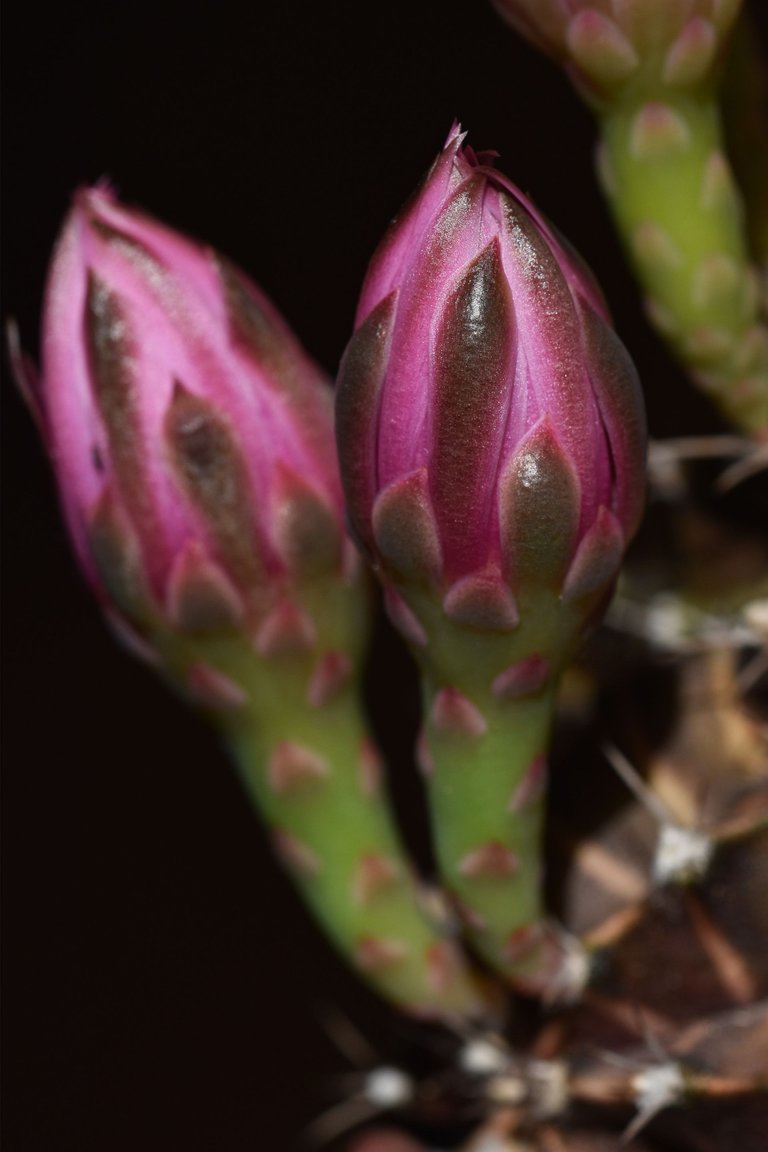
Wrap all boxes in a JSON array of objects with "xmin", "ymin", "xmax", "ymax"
[{"xmin": 3, "ymin": 3, "xmax": 765, "ymax": 1150}]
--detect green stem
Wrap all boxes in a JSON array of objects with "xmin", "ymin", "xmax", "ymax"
[
  {"xmin": 597, "ymin": 94, "xmax": 768, "ymax": 434},
  {"xmin": 226, "ymin": 679, "xmax": 485, "ymax": 1018},
  {"xmin": 424, "ymin": 681, "xmax": 557, "ymax": 986},
  {"xmin": 159, "ymin": 577, "xmax": 488, "ymax": 1021},
  {"xmin": 403, "ymin": 586, "xmax": 577, "ymax": 994}
]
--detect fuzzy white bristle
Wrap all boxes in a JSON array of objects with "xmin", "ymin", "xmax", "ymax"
[
  {"xmin": 628, "ymin": 1061, "xmax": 686, "ymax": 1136},
  {"xmin": 363, "ymin": 1066, "xmax": 414, "ymax": 1108},
  {"xmin": 654, "ymin": 823, "xmax": 714, "ymax": 884},
  {"xmin": 460, "ymin": 1037, "xmax": 509, "ymax": 1076}
]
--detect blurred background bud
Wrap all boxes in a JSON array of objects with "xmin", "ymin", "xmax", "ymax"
[{"xmin": 489, "ymin": 0, "xmax": 742, "ymax": 102}]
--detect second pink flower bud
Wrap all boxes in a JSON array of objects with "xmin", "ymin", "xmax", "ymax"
[{"xmin": 26, "ymin": 187, "xmax": 349, "ymax": 675}]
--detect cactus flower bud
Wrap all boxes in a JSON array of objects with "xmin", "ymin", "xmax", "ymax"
[
  {"xmin": 27, "ymin": 186, "xmax": 347, "ymax": 663},
  {"xmin": 337, "ymin": 124, "xmax": 645, "ymax": 650},
  {"xmin": 18, "ymin": 187, "xmax": 488, "ymax": 1020},
  {"xmin": 337, "ymin": 126, "xmax": 646, "ymax": 994},
  {"xmin": 490, "ymin": 0, "xmax": 741, "ymax": 102}
]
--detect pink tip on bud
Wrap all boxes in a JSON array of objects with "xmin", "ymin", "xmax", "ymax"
[
  {"xmin": 336, "ymin": 127, "xmax": 646, "ymax": 636},
  {"xmin": 23, "ymin": 187, "xmax": 346, "ymax": 641}
]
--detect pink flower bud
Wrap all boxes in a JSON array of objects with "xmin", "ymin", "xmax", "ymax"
[
  {"xmin": 490, "ymin": 1, "xmax": 738, "ymax": 99},
  {"xmin": 23, "ymin": 187, "xmax": 346, "ymax": 645},
  {"xmin": 336, "ymin": 126, "xmax": 646, "ymax": 639}
]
